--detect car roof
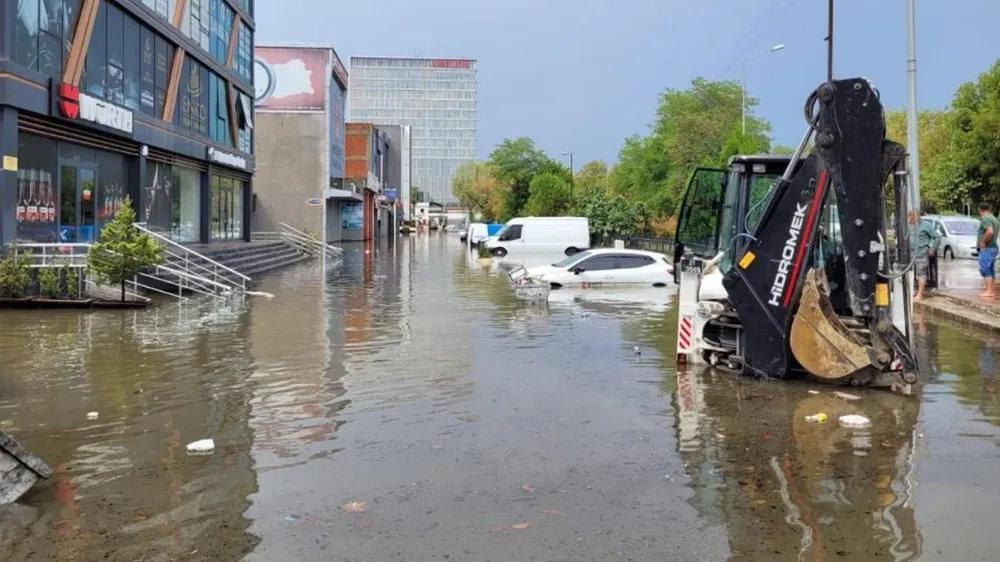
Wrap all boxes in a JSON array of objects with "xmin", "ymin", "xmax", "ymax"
[
  {"xmin": 581, "ymin": 248, "xmax": 666, "ymax": 258},
  {"xmin": 924, "ymin": 214, "xmax": 978, "ymax": 221}
]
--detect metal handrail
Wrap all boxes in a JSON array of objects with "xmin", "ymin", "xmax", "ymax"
[
  {"xmin": 15, "ymin": 243, "xmax": 91, "ymax": 268},
  {"xmin": 278, "ymin": 222, "xmax": 344, "ymax": 257},
  {"xmin": 133, "ymin": 223, "xmax": 249, "ymax": 292}
]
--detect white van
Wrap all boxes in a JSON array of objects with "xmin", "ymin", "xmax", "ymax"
[{"xmin": 484, "ymin": 217, "xmax": 590, "ymax": 258}]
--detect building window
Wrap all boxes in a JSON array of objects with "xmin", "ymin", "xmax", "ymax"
[
  {"xmin": 12, "ymin": 0, "xmax": 78, "ymax": 78},
  {"xmin": 171, "ymin": 167, "xmax": 202, "ymax": 243},
  {"xmin": 209, "ymin": 0, "xmax": 234, "ymax": 64},
  {"xmin": 15, "ymin": 135, "xmax": 59, "ymax": 243},
  {"xmin": 154, "ymin": 36, "xmax": 173, "ymax": 118},
  {"xmin": 177, "ymin": 57, "xmax": 210, "ymax": 137},
  {"xmin": 233, "ymin": 22, "xmax": 252, "ymax": 84},
  {"xmin": 235, "ymin": 91, "xmax": 253, "ymax": 153},
  {"xmin": 140, "ymin": 25, "xmax": 156, "ymax": 115},
  {"xmin": 106, "ymin": 4, "xmax": 124, "ymax": 104},
  {"xmin": 143, "ymin": 162, "xmax": 172, "ymax": 236},
  {"xmin": 123, "ymin": 15, "xmax": 141, "ymax": 110},
  {"xmin": 83, "ymin": 0, "xmax": 107, "ymax": 97},
  {"xmin": 211, "ymin": 176, "xmax": 243, "ymax": 241},
  {"xmin": 208, "ymin": 73, "xmax": 231, "ymax": 145},
  {"xmin": 239, "ymin": 0, "xmax": 251, "ymax": 16}
]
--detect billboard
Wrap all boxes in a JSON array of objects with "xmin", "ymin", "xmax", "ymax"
[
  {"xmin": 329, "ymin": 76, "xmax": 345, "ymax": 179},
  {"xmin": 254, "ymin": 47, "xmax": 328, "ymax": 111}
]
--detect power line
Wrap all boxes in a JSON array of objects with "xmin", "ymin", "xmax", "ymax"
[{"xmin": 712, "ymin": 0, "xmax": 801, "ymax": 77}]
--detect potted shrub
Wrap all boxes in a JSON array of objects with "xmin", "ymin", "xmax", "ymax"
[
  {"xmin": 86, "ymin": 196, "xmax": 164, "ymax": 307},
  {"xmin": 0, "ymin": 242, "xmax": 34, "ymax": 307},
  {"xmin": 32, "ymin": 260, "xmax": 93, "ymax": 308},
  {"xmin": 476, "ymin": 243, "xmax": 493, "ymax": 267}
]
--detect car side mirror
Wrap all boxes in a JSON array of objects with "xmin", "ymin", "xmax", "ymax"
[{"xmin": 572, "ymin": 267, "xmax": 583, "ymax": 275}]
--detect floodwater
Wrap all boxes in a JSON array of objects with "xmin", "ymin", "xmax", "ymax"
[{"xmin": 0, "ymin": 235, "xmax": 997, "ymax": 561}]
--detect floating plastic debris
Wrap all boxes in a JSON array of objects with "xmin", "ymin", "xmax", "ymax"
[
  {"xmin": 805, "ymin": 413, "xmax": 828, "ymax": 423},
  {"xmin": 185, "ymin": 438, "xmax": 215, "ymax": 454},
  {"xmin": 839, "ymin": 414, "xmax": 871, "ymax": 428},
  {"xmin": 86, "ymin": 412, "xmax": 99, "ymax": 421}
]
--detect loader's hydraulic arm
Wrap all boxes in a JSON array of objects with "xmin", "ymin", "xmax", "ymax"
[{"xmin": 721, "ymin": 78, "xmax": 919, "ymax": 389}]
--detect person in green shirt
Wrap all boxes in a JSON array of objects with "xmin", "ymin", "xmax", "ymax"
[
  {"xmin": 908, "ymin": 209, "xmax": 941, "ymax": 301},
  {"xmin": 977, "ymin": 202, "xmax": 1000, "ymax": 299}
]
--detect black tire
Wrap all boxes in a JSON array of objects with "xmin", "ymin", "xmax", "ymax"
[
  {"xmin": 944, "ymin": 246, "xmax": 954, "ymax": 259},
  {"xmin": 491, "ymin": 247, "xmax": 508, "ymax": 257},
  {"xmin": 565, "ymin": 247, "xmax": 580, "ymax": 256}
]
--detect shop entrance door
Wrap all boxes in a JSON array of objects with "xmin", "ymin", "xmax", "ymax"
[{"xmin": 59, "ymin": 164, "xmax": 98, "ymax": 243}]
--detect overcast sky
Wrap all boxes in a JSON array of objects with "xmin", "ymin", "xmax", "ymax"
[{"xmin": 255, "ymin": 0, "xmax": 1000, "ymax": 165}]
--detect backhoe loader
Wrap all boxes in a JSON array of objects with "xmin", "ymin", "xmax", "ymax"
[{"xmin": 672, "ymin": 77, "xmax": 919, "ymax": 394}]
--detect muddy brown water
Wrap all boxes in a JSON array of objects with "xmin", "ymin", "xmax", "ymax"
[{"xmin": 0, "ymin": 235, "xmax": 997, "ymax": 561}]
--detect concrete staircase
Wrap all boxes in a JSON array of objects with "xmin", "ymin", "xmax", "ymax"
[{"xmin": 167, "ymin": 241, "xmax": 312, "ymax": 284}]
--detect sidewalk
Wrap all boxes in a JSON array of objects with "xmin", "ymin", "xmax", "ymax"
[
  {"xmin": 915, "ymin": 288, "xmax": 1000, "ymax": 332},
  {"xmin": 913, "ymin": 258, "xmax": 1000, "ymax": 331}
]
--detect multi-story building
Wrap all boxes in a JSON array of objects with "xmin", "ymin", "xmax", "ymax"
[
  {"xmin": 0, "ymin": 0, "xmax": 255, "ymax": 247},
  {"xmin": 348, "ymin": 56, "xmax": 477, "ymax": 207},
  {"xmin": 252, "ymin": 44, "xmax": 348, "ymax": 244}
]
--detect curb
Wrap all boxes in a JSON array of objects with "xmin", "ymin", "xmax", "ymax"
[{"xmin": 913, "ymin": 293, "xmax": 1000, "ymax": 332}]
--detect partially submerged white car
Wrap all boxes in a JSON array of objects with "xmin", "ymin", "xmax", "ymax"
[{"xmin": 508, "ymin": 248, "xmax": 673, "ymax": 289}]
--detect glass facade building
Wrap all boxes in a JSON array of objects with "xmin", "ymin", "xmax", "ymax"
[
  {"xmin": 348, "ymin": 57, "xmax": 477, "ymax": 206},
  {"xmin": 0, "ymin": 0, "xmax": 255, "ymax": 246}
]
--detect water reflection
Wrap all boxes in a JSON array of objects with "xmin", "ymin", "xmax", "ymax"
[
  {"xmin": 673, "ymin": 366, "xmax": 922, "ymax": 561},
  {"xmin": 2, "ymin": 235, "xmax": 1000, "ymax": 561}
]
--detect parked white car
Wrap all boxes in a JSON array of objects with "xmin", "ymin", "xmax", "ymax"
[
  {"xmin": 922, "ymin": 214, "xmax": 980, "ymax": 259},
  {"xmin": 509, "ymin": 249, "xmax": 673, "ymax": 288}
]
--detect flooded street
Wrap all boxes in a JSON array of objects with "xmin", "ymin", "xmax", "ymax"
[{"xmin": 1, "ymin": 235, "xmax": 999, "ymax": 561}]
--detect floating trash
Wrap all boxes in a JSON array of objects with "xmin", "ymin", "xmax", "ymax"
[
  {"xmin": 839, "ymin": 414, "xmax": 871, "ymax": 428},
  {"xmin": 186, "ymin": 438, "xmax": 215, "ymax": 454}
]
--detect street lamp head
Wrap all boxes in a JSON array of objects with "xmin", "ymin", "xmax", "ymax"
[
  {"xmin": 561, "ymin": 151, "xmax": 571, "ymax": 156},
  {"xmin": 771, "ymin": 44, "xmax": 785, "ymax": 52}
]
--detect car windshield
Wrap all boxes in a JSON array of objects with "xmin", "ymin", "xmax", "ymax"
[
  {"xmin": 944, "ymin": 220, "xmax": 978, "ymax": 235},
  {"xmin": 552, "ymin": 251, "xmax": 593, "ymax": 268}
]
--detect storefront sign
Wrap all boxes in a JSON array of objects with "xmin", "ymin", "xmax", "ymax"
[
  {"xmin": 2, "ymin": 156, "xmax": 17, "ymax": 172},
  {"xmin": 366, "ymin": 171, "xmax": 381, "ymax": 192},
  {"xmin": 207, "ymin": 147, "xmax": 248, "ymax": 170},
  {"xmin": 307, "ymin": 197, "xmax": 322, "ymax": 206},
  {"xmin": 384, "ymin": 189, "xmax": 397, "ymax": 199},
  {"xmin": 56, "ymin": 83, "xmax": 134, "ymax": 134}
]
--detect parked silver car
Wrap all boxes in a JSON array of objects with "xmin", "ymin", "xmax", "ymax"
[{"xmin": 921, "ymin": 214, "xmax": 980, "ymax": 259}]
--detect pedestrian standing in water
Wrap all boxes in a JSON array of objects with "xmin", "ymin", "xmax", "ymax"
[
  {"xmin": 908, "ymin": 208, "xmax": 940, "ymax": 302},
  {"xmin": 976, "ymin": 202, "xmax": 1000, "ymax": 299}
]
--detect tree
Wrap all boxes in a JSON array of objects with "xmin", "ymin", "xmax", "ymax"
[
  {"xmin": 487, "ymin": 137, "xmax": 564, "ymax": 218},
  {"xmin": 884, "ymin": 108, "xmax": 954, "ymax": 210},
  {"xmin": 574, "ymin": 160, "xmax": 611, "ymax": 194},
  {"xmin": 410, "ymin": 186, "xmax": 425, "ymax": 204},
  {"xmin": 87, "ymin": 196, "xmax": 164, "ymax": 301},
  {"xmin": 575, "ymin": 185, "xmax": 650, "ymax": 242},
  {"xmin": 611, "ymin": 77, "xmax": 772, "ymax": 221},
  {"xmin": 772, "ymin": 144, "xmax": 795, "ymax": 154},
  {"xmin": 451, "ymin": 162, "xmax": 507, "ymax": 221},
  {"xmin": 522, "ymin": 172, "xmax": 572, "ymax": 216}
]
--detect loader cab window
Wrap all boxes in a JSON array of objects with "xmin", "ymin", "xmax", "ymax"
[
  {"xmin": 675, "ymin": 167, "xmax": 726, "ymax": 259},
  {"xmin": 746, "ymin": 173, "xmax": 781, "ymax": 232},
  {"xmin": 716, "ymin": 170, "xmax": 743, "ymax": 272}
]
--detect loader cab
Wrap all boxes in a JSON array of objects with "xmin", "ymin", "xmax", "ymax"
[{"xmin": 673, "ymin": 154, "xmax": 799, "ymax": 283}]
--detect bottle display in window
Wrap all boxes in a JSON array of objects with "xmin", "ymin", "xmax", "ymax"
[
  {"xmin": 26, "ymin": 170, "xmax": 39, "ymax": 222},
  {"xmin": 16, "ymin": 170, "xmax": 27, "ymax": 222}
]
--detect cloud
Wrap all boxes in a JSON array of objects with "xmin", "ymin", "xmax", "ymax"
[{"xmin": 271, "ymin": 59, "xmax": 314, "ymax": 99}]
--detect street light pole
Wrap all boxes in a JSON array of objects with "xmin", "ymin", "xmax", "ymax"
[
  {"xmin": 905, "ymin": 0, "xmax": 921, "ymax": 212},
  {"xmin": 561, "ymin": 151, "xmax": 575, "ymax": 203},
  {"xmin": 741, "ymin": 44, "xmax": 785, "ymax": 136}
]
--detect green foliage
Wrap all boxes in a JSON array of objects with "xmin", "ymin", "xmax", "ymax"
[
  {"xmin": 476, "ymin": 243, "xmax": 492, "ymax": 259},
  {"xmin": 487, "ymin": 137, "xmax": 566, "ymax": 219},
  {"xmin": 772, "ymin": 144, "xmax": 795, "ymax": 154},
  {"xmin": 452, "ymin": 161, "xmax": 507, "ymax": 221},
  {"xmin": 86, "ymin": 196, "xmax": 164, "ymax": 301},
  {"xmin": 37, "ymin": 266, "xmax": 60, "ymax": 299},
  {"xmin": 63, "ymin": 264, "xmax": 80, "ymax": 299},
  {"xmin": 523, "ymin": 173, "xmax": 572, "ymax": 216},
  {"xmin": 411, "ymin": 186, "xmax": 425, "ymax": 204},
  {"xmin": 0, "ymin": 243, "xmax": 33, "ymax": 298},
  {"xmin": 574, "ymin": 160, "xmax": 611, "ymax": 194},
  {"xmin": 574, "ymin": 183, "xmax": 650, "ymax": 241}
]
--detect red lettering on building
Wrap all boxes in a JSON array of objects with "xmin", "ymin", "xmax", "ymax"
[
  {"xmin": 431, "ymin": 59, "xmax": 471, "ymax": 69},
  {"xmin": 58, "ymin": 83, "xmax": 80, "ymax": 119}
]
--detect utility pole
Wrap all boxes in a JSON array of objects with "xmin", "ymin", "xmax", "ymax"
[
  {"xmin": 826, "ymin": 0, "xmax": 834, "ymax": 81},
  {"xmin": 906, "ymin": 0, "xmax": 921, "ymax": 212}
]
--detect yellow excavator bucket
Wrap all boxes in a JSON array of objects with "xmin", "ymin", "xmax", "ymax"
[{"xmin": 789, "ymin": 268, "xmax": 874, "ymax": 382}]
